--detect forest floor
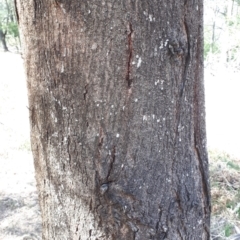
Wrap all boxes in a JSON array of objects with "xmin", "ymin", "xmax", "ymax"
[
  {"xmin": 0, "ymin": 52, "xmax": 41, "ymax": 240},
  {"xmin": 205, "ymin": 64, "xmax": 240, "ymax": 239},
  {"xmin": 0, "ymin": 52, "xmax": 240, "ymax": 240}
]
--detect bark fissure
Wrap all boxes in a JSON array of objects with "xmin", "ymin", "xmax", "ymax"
[
  {"xmin": 126, "ymin": 23, "xmax": 133, "ymax": 88},
  {"xmin": 83, "ymin": 84, "xmax": 88, "ymax": 101},
  {"xmin": 67, "ymin": 136, "xmax": 71, "ymax": 165},
  {"xmin": 106, "ymin": 145, "xmax": 116, "ymax": 182},
  {"xmin": 194, "ymin": 135, "xmax": 210, "ymax": 211},
  {"xmin": 33, "ymin": 0, "xmax": 38, "ymax": 21},
  {"xmin": 180, "ymin": 19, "xmax": 191, "ymax": 97},
  {"xmin": 177, "ymin": 229, "xmax": 184, "ymax": 240},
  {"xmin": 173, "ymin": 18, "xmax": 191, "ymax": 146},
  {"xmin": 194, "ymin": 136, "xmax": 210, "ymax": 238}
]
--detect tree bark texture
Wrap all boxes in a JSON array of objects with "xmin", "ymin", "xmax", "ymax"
[{"xmin": 17, "ymin": 0, "xmax": 210, "ymax": 239}]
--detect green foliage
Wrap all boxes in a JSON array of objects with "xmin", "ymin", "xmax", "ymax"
[
  {"xmin": 208, "ymin": 149, "xmax": 232, "ymax": 163},
  {"xmin": 237, "ymin": 206, "xmax": 240, "ymax": 219},
  {"xmin": 0, "ymin": 20, "xmax": 19, "ymax": 38},
  {"xmin": 204, "ymin": 41, "xmax": 219, "ymax": 59},
  {"xmin": 224, "ymin": 223, "xmax": 234, "ymax": 237},
  {"xmin": 7, "ymin": 21, "xmax": 18, "ymax": 37},
  {"xmin": 19, "ymin": 140, "xmax": 31, "ymax": 152},
  {"xmin": 227, "ymin": 160, "xmax": 240, "ymax": 170}
]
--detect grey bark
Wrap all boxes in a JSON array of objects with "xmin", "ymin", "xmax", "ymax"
[{"xmin": 17, "ymin": 0, "xmax": 210, "ymax": 239}]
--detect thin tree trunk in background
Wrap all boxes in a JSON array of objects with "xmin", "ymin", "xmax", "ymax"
[
  {"xmin": 17, "ymin": 0, "xmax": 210, "ymax": 239},
  {"xmin": 211, "ymin": 21, "xmax": 216, "ymax": 54},
  {"xmin": 0, "ymin": 29, "xmax": 9, "ymax": 52},
  {"xmin": 231, "ymin": 0, "xmax": 235, "ymax": 15}
]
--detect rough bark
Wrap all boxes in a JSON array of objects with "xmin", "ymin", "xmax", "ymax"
[{"xmin": 17, "ymin": 0, "xmax": 210, "ymax": 239}]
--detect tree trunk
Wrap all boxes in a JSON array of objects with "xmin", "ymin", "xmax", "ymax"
[
  {"xmin": 17, "ymin": 0, "xmax": 210, "ymax": 239},
  {"xmin": 0, "ymin": 29, "xmax": 9, "ymax": 52}
]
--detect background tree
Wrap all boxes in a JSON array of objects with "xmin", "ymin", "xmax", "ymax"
[
  {"xmin": 0, "ymin": 0, "xmax": 19, "ymax": 52},
  {"xmin": 17, "ymin": 0, "xmax": 210, "ymax": 239},
  {"xmin": 204, "ymin": 0, "xmax": 240, "ymax": 70}
]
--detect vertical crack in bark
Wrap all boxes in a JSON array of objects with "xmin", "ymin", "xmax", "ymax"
[
  {"xmin": 180, "ymin": 19, "xmax": 191, "ymax": 98},
  {"xmin": 30, "ymin": 106, "xmax": 35, "ymax": 127},
  {"xmin": 89, "ymin": 198, "xmax": 92, "ymax": 211},
  {"xmin": 74, "ymin": 225, "xmax": 79, "ymax": 238},
  {"xmin": 106, "ymin": 146, "xmax": 116, "ymax": 181},
  {"xmin": 33, "ymin": 0, "xmax": 37, "ymax": 21},
  {"xmin": 126, "ymin": 23, "xmax": 133, "ymax": 88},
  {"xmin": 98, "ymin": 137, "xmax": 103, "ymax": 148},
  {"xmin": 67, "ymin": 136, "xmax": 71, "ymax": 165},
  {"xmin": 177, "ymin": 229, "xmax": 184, "ymax": 240},
  {"xmin": 194, "ymin": 135, "xmax": 210, "ymax": 212},
  {"xmin": 46, "ymin": 129, "xmax": 49, "ymax": 142},
  {"xmin": 44, "ymin": 51, "xmax": 56, "ymax": 87},
  {"xmin": 194, "ymin": 133, "xmax": 211, "ymax": 239},
  {"xmin": 54, "ymin": 0, "xmax": 61, "ymax": 8},
  {"xmin": 84, "ymin": 84, "xmax": 88, "ymax": 101},
  {"xmin": 174, "ymin": 19, "xmax": 191, "ymax": 146},
  {"xmin": 193, "ymin": 69, "xmax": 210, "ymax": 236}
]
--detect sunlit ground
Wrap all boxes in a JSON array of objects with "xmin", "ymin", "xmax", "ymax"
[
  {"xmin": 205, "ymin": 66, "xmax": 240, "ymax": 158},
  {"xmin": 0, "ymin": 52, "xmax": 41, "ymax": 239}
]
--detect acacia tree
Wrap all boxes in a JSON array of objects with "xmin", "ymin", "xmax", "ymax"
[{"xmin": 17, "ymin": 0, "xmax": 210, "ymax": 239}]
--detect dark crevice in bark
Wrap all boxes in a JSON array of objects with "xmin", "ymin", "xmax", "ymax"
[
  {"xmin": 177, "ymin": 229, "xmax": 184, "ymax": 240},
  {"xmin": 84, "ymin": 84, "xmax": 88, "ymax": 101},
  {"xmin": 32, "ymin": 0, "xmax": 38, "ymax": 22},
  {"xmin": 89, "ymin": 198, "xmax": 92, "ymax": 211},
  {"xmin": 174, "ymin": 190, "xmax": 184, "ymax": 215},
  {"xmin": 155, "ymin": 210, "xmax": 160, "ymax": 232},
  {"xmin": 54, "ymin": 0, "xmax": 61, "ymax": 8},
  {"xmin": 194, "ymin": 134, "xmax": 210, "ymax": 211},
  {"xmin": 204, "ymin": 224, "xmax": 210, "ymax": 240},
  {"xmin": 180, "ymin": 20, "xmax": 191, "ymax": 97},
  {"xmin": 67, "ymin": 136, "xmax": 72, "ymax": 165},
  {"xmin": 98, "ymin": 137, "xmax": 103, "ymax": 147},
  {"xmin": 133, "ymin": 230, "xmax": 137, "ymax": 240},
  {"xmin": 126, "ymin": 23, "xmax": 133, "ymax": 88},
  {"xmin": 30, "ymin": 106, "xmax": 35, "ymax": 127},
  {"xmin": 97, "ymin": 128, "xmax": 103, "ymax": 151},
  {"xmin": 173, "ymin": 18, "xmax": 191, "ymax": 146},
  {"xmin": 106, "ymin": 146, "xmax": 116, "ymax": 182},
  {"xmin": 46, "ymin": 129, "xmax": 49, "ymax": 142},
  {"xmin": 194, "ymin": 134, "xmax": 211, "ymax": 238}
]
